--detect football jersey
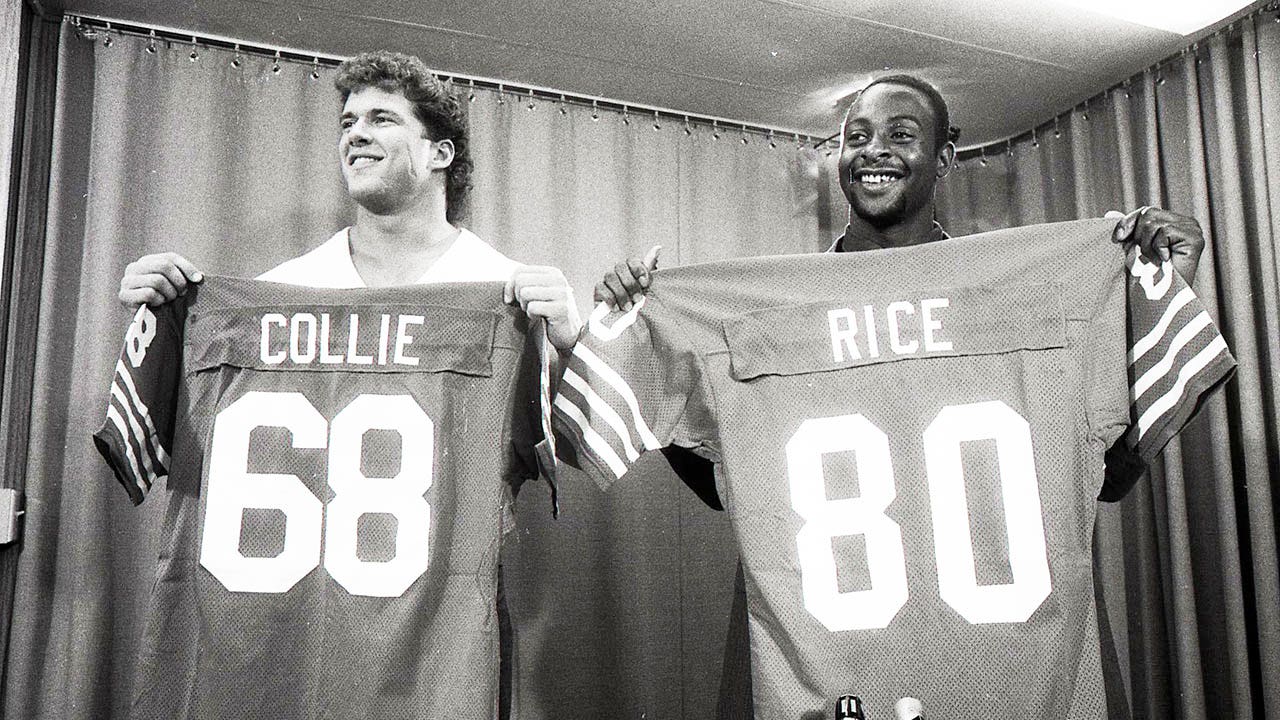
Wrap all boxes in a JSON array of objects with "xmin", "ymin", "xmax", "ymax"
[
  {"xmin": 552, "ymin": 218, "xmax": 1235, "ymax": 720},
  {"xmin": 93, "ymin": 276, "xmax": 548, "ymax": 720}
]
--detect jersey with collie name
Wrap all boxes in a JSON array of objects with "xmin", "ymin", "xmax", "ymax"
[
  {"xmin": 93, "ymin": 276, "xmax": 546, "ymax": 720},
  {"xmin": 553, "ymin": 218, "xmax": 1235, "ymax": 720}
]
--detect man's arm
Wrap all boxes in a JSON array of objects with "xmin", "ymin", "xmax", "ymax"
[{"xmin": 118, "ymin": 253, "xmax": 204, "ymax": 308}]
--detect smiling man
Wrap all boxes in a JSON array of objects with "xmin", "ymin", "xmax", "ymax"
[
  {"xmin": 579, "ymin": 74, "xmax": 1228, "ymax": 719},
  {"xmin": 833, "ymin": 75, "xmax": 956, "ymax": 251},
  {"xmin": 102, "ymin": 52, "xmax": 577, "ymax": 720},
  {"xmin": 119, "ymin": 52, "xmax": 577, "ymax": 348}
]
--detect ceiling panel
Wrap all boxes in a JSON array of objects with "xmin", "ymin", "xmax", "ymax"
[{"xmin": 53, "ymin": 0, "xmax": 1265, "ymax": 145}]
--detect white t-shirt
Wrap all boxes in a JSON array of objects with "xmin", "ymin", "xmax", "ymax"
[{"xmin": 256, "ymin": 227, "xmax": 520, "ymax": 287}]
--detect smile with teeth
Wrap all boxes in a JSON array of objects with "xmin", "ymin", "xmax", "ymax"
[
  {"xmin": 857, "ymin": 171, "xmax": 902, "ymax": 185},
  {"xmin": 348, "ymin": 155, "xmax": 382, "ymax": 168}
]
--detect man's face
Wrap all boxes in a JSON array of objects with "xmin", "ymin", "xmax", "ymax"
[
  {"xmin": 837, "ymin": 83, "xmax": 944, "ymax": 227},
  {"xmin": 338, "ymin": 87, "xmax": 445, "ymax": 213}
]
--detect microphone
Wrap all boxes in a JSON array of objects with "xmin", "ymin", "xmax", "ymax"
[{"xmin": 893, "ymin": 696, "xmax": 924, "ymax": 720}]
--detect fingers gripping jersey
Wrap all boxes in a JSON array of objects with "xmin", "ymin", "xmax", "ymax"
[
  {"xmin": 93, "ymin": 276, "xmax": 547, "ymax": 720},
  {"xmin": 553, "ymin": 219, "xmax": 1235, "ymax": 720}
]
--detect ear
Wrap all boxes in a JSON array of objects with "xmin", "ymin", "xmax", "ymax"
[
  {"xmin": 430, "ymin": 138, "xmax": 455, "ymax": 170},
  {"xmin": 936, "ymin": 141, "xmax": 956, "ymax": 179}
]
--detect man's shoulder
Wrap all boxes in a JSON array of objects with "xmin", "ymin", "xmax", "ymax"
[
  {"xmin": 256, "ymin": 228, "xmax": 360, "ymax": 287},
  {"xmin": 431, "ymin": 229, "xmax": 520, "ymax": 282}
]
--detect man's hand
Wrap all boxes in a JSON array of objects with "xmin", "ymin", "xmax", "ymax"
[
  {"xmin": 1111, "ymin": 207, "xmax": 1205, "ymax": 286},
  {"xmin": 504, "ymin": 265, "xmax": 582, "ymax": 351},
  {"xmin": 593, "ymin": 245, "xmax": 661, "ymax": 310},
  {"xmin": 118, "ymin": 252, "xmax": 204, "ymax": 309}
]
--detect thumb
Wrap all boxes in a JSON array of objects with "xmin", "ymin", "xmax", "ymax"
[{"xmin": 643, "ymin": 244, "xmax": 662, "ymax": 271}]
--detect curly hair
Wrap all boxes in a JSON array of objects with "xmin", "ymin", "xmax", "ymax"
[
  {"xmin": 334, "ymin": 51, "xmax": 471, "ymax": 222},
  {"xmin": 844, "ymin": 74, "xmax": 961, "ymax": 151}
]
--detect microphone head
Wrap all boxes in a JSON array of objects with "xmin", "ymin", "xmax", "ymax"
[
  {"xmin": 893, "ymin": 696, "xmax": 924, "ymax": 720},
  {"xmin": 834, "ymin": 695, "xmax": 865, "ymax": 719}
]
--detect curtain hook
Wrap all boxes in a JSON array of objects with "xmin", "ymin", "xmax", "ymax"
[
  {"xmin": 740, "ymin": 124, "xmax": 749, "ymax": 145},
  {"xmin": 683, "ymin": 116, "xmax": 692, "ymax": 136},
  {"xmin": 558, "ymin": 94, "xmax": 568, "ymax": 116},
  {"xmin": 496, "ymin": 83, "xmax": 505, "ymax": 105},
  {"xmin": 1006, "ymin": 139, "xmax": 1014, "ymax": 157},
  {"xmin": 1052, "ymin": 116, "xmax": 1062, "ymax": 138},
  {"xmin": 188, "ymin": 36, "xmax": 199, "ymax": 62},
  {"xmin": 767, "ymin": 130, "xmax": 776, "ymax": 148},
  {"xmin": 102, "ymin": 21, "xmax": 113, "ymax": 47},
  {"xmin": 526, "ymin": 88, "xmax": 536, "ymax": 111},
  {"xmin": 468, "ymin": 79, "xmax": 476, "ymax": 103},
  {"xmin": 231, "ymin": 44, "xmax": 242, "ymax": 68},
  {"xmin": 145, "ymin": 29, "xmax": 156, "ymax": 54},
  {"xmin": 978, "ymin": 147, "xmax": 988, "ymax": 166},
  {"xmin": 1030, "ymin": 127, "xmax": 1039, "ymax": 148},
  {"xmin": 622, "ymin": 105, "xmax": 630, "ymax": 126},
  {"xmin": 310, "ymin": 57, "xmax": 321, "ymax": 80},
  {"xmin": 271, "ymin": 50, "xmax": 282, "ymax": 74},
  {"xmin": 652, "ymin": 110, "xmax": 661, "ymax": 131},
  {"xmin": 711, "ymin": 119, "xmax": 720, "ymax": 140},
  {"xmin": 590, "ymin": 100, "xmax": 599, "ymax": 121}
]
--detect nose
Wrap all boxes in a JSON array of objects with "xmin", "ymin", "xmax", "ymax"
[
  {"xmin": 860, "ymin": 132, "xmax": 891, "ymax": 160},
  {"xmin": 343, "ymin": 117, "xmax": 372, "ymax": 146}
]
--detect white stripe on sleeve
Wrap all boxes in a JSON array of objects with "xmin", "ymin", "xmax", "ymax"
[
  {"xmin": 1129, "ymin": 287, "xmax": 1195, "ymax": 366},
  {"xmin": 115, "ymin": 360, "xmax": 172, "ymax": 467},
  {"xmin": 561, "ymin": 368, "xmax": 642, "ymax": 462},
  {"xmin": 110, "ymin": 381, "xmax": 159, "ymax": 480},
  {"xmin": 1132, "ymin": 311, "xmax": 1213, "ymax": 400},
  {"xmin": 554, "ymin": 395, "xmax": 629, "ymax": 478},
  {"xmin": 1137, "ymin": 335, "xmax": 1228, "ymax": 439},
  {"xmin": 106, "ymin": 404, "xmax": 151, "ymax": 496},
  {"xmin": 570, "ymin": 344, "xmax": 661, "ymax": 451}
]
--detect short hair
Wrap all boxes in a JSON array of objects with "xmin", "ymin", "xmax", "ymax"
[
  {"xmin": 844, "ymin": 74, "xmax": 961, "ymax": 151},
  {"xmin": 334, "ymin": 51, "xmax": 471, "ymax": 222}
]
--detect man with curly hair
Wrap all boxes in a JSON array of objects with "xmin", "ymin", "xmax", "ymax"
[
  {"xmin": 107, "ymin": 52, "xmax": 576, "ymax": 719},
  {"xmin": 119, "ymin": 51, "xmax": 578, "ymax": 349}
]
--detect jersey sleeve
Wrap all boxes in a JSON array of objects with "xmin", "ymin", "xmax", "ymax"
[
  {"xmin": 1120, "ymin": 250, "xmax": 1235, "ymax": 461},
  {"xmin": 92, "ymin": 302, "xmax": 185, "ymax": 505},
  {"xmin": 552, "ymin": 298, "xmax": 713, "ymax": 490}
]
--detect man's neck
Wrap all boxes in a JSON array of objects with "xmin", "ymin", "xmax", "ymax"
[
  {"xmin": 842, "ymin": 211, "xmax": 943, "ymax": 251},
  {"xmin": 348, "ymin": 201, "xmax": 459, "ymax": 286}
]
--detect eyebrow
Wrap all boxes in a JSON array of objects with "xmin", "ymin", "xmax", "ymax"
[{"xmin": 339, "ymin": 107, "xmax": 403, "ymax": 121}]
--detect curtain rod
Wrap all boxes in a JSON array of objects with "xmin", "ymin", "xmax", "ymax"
[
  {"xmin": 813, "ymin": 0, "xmax": 1279, "ymax": 156},
  {"xmin": 64, "ymin": 13, "xmax": 831, "ymax": 150}
]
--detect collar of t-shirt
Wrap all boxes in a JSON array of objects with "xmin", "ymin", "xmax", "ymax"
[
  {"xmin": 257, "ymin": 227, "xmax": 519, "ymax": 287},
  {"xmin": 826, "ymin": 220, "xmax": 950, "ymax": 252}
]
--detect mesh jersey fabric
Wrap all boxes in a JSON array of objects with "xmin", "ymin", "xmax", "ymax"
[
  {"xmin": 553, "ymin": 218, "xmax": 1236, "ymax": 720},
  {"xmin": 93, "ymin": 275, "xmax": 545, "ymax": 720}
]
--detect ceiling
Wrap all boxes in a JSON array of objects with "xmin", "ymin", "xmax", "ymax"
[{"xmin": 50, "ymin": 0, "xmax": 1267, "ymax": 147}]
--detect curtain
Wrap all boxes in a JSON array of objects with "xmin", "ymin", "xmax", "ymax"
[
  {"xmin": 936, "ymin": 15, "xmax": 1280, "ymax": 720},
  {"xmin": 0, "ymin": 25, "xmax": 827, "ymax": 719}
]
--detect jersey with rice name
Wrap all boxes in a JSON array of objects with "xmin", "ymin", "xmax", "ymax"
[{"xmin": 553, "ymin": 218, "xmax": 1235, "ymax": 719}]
